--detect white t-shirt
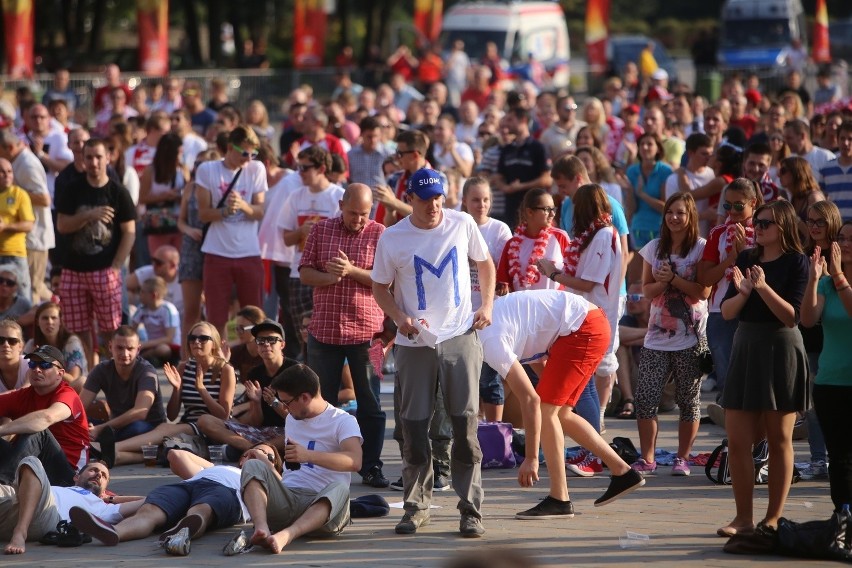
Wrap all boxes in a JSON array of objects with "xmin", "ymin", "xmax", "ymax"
[
  {"xmin": 278, "ymin": 183, "xmax": 345, "ymax": 275},
  {"xmin": 283, "ymin": 404, "xmax": 362, "ymax": 493},
  {"xmin": 133, "ymin": 265, "xmax": 183, "ymax": 315},
  {"xmin": 187, "ymin": 465, "xmax": 248, "ymax": 521},
  {"xmin": 131, "ymin": 301, "xmax": 180, "ymax": 342},
  {"xmin": 800, "ymin": 146, "xmax": 836, "ymax": 184},
  {"xmin": 471, "ymin": 217, "xmax": 511, "ymax": 311},
  {"xmin": 479, "ymin": 289, "xmax": 592, "ymax": 378},
  {"xmin": 52, "ymin": 486, "xmax": 123, "ymax": 524},
  {"xmin": 258, "ymin": 170, "xmax": 300, "ymax": 265},
  {"xmin": 43, "ymin": 130, "xmax": 74, "ymax": 200},
  {"xmin": 11, "ymin": 148, "xmax": 55, "ymax": 251},
  {"xmin": 432, "ymin": 142, "xmax": 475, "ymax": 195},
  {"xmin": 638, "ymin": 238, "xmax": 708, "ymax": 351},
  {"xmin": 196, "ymin": 160, "xmax": 267, "ymax": 258},
  {"xmin": 573, "ymin": 227, "xmax": 622, "ymax": 347},
  {"xmin": 664, "ymin": 168, "xmax": 716, "ymax": 234},
  {"xmin": 372, "ymin": 209, "xmax": 489, "ymax": 347},
  {"xmin": 0, "ymin": 356, "xmax": 29, "ymax": 394},
  {"xmin": 181, "ymin": 133, "xmax": 208, "ymax": 169}
]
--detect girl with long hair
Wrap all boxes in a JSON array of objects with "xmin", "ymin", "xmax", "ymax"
[
  {"xmin": 778, "ymin": 155, "xmax": 825, "ymax": 238},
  {"xmin": 113, "ymin": 321, "xmax": 236, "ymax": 465},
  {"xmin": 24, "ymin": 301, "xmax": 88, "ymax": 392},
  {"xmin": 497, "ymin": 188, "xmax": 570, "ymax": 292},
  {"xmin": 140, "ymin": 132, "xmax": 189, "ymax": 252},
  {"xmin": 718, "ymin": 200, "xmax": 809, "ymax": 541},
  {"xmin": 632, "ymin": 193, "xmax": 710, "ymax": 477}
]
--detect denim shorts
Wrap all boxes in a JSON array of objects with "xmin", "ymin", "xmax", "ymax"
[{"xmin": 479, "ymin": 363, "xmax": 504, "ymax": 405}]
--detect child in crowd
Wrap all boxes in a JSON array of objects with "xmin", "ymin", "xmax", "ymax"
[{"xmin": 131, "ymin": 277, "xmax": 181, "ymax": 365}]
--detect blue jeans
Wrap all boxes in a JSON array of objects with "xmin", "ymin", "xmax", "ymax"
[
  {"xmin": 307, "ymin": 335, "xmax": 387, "ymax": 475},
  {"xmin": 0, "ymin": 429, "xmax": 75, "ymax": 486},
  {"xmin": 479, "ymin": 363, "xmax": 504, "ymax": 405},
  {"xmin": 706, "ymin": 312, "xmax": 738, "ymax": 395},
  {"xmin": 573, "ymin": 379, "xmax": 601, "ymax": 433},
  {"xmin": 115, "ymin": 420, "xmax": 157, "ymax": 441}
]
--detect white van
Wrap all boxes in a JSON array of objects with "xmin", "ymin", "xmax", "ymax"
[
  {"xmin": 439, "ymin": 1, "xmax": 570, "ymax": 88},
  {"xmin": 717, "ymin": 0, "xmax": 807, "ymax": 69}
]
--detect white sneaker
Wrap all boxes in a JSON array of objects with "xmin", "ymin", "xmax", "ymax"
[{"xmin": 799, "ymin": 460, "xmax": 829, "ymax": 480}]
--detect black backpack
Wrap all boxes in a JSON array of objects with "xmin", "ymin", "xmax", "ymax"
[{"xmin": 706, "ymin": 438, "xmax": 799, "ymax": 485}]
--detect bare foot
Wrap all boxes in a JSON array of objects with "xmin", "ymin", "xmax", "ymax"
[
  {"xmin": 4, "ymin": 532, "xmax": 26, "ymax": 555},
  {"xmin": 265, "ymin": 531, "xmax": 292, "ymax": 554},
  {"xmin": 716, "ymin": 519, "xmax": 754, "ymax": 537},
  {"xmin": 250, "ymin": 527, "xmax": 270, "ymax": 547}
]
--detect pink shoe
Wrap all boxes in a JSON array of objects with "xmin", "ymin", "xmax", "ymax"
[
  {"xmin": 672, "ymin": 457, "xmax": 691, "ymax": 476},
  {"xmin": 630, "ymin": 458, "xmax": 657, "ymax": 474}
]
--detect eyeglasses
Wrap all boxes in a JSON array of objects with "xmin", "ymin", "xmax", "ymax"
[
  {"xmin": 277, "ymin": 395, "xmax": 297, "ymax": 410},
  {"xmin": 232, "ymin": 144, "xmax": 259, "ymax": 159},
  {"xmin": 0, "ymin": 277, "xmax": 17, "ymax": 287},
  {"xmin": 378, "ymin": 123, "xmax": 392, "ymax": 129},
  {"xmin": 255, "ymin": 336, "xmax": 282, "ymax": 346},
  {"xmin": 532, "ymin": 206, "xmax": 557, "ymax": 215},
  {"xmin": 837, "ymin": 236, "xmax": 850, "ymax": 244},
  {"xmin": 806, "ymin": 218, "xmax": 828, "ymax": 228},
  {"xmin": 395, "ymin": 149, "xmax": 417, "ymax": 159},
  {"xmin": 753, "ymin": 218, "xmax": 777, "ymax": 229},
  {"xmin": 188, "ymin": 334, "xmax": 213, "ymax": 344},
  {"xmin": 28, "ymin": 360, "xmax": 59, "ymax": 370},
  {"xmin": 0, "ymin": 336, "xmax": 21, "ymax": 346},
  {"xmin": 297, "ymin": 163, "xmax": 317, "ymax": 172},
  {"xmin": 722, "ymin": 202, "xmax": 747, "ymax": 212}
]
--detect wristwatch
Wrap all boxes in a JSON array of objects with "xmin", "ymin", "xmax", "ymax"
[
  {"xmin": 549, "ymin": 270, "xmax": 561, "ymax": 282},
  {"xmin": 271, "ymin": 399, "xmax": 281, "ymax": 409}
]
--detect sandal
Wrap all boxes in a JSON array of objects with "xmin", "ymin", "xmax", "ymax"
[{"xmin": 616, "ymin": 399, "xmax": 635, "ymax": 419}]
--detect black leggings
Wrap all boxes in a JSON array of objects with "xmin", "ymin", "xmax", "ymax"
[{"xmin": 813, "ymin": 383, "xmax": 852, "ymax": 511}]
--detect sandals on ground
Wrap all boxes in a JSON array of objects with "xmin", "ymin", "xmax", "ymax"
[{"xmin": 616, "ymin": 399, "xmax": 635, "ymax": 419}]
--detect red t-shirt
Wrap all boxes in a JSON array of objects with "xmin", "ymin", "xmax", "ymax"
[{"xmin": 0, "ymin": 381, "xmax": 89, "ymax": 472}]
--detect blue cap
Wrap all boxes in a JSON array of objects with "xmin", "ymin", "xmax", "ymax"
[{"xmin": 406, "ymin": 168, "xmax": 446, "ymax": 200}]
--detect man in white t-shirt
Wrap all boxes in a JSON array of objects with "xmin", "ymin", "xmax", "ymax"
[
  {"xmin": 237, "ymin": 364, "xmax": 362, "ymax": 555},
  {"xmin": 280, "ymin": 146, "xmax": 344, "ymax": 352},
  {"xmin": 784, "ymin": 119, "xmax": 835, "ymax": 183},
  {"xmin": 170, "ymin": 108, "xmax": 208, "ymax": 169},
  {"xmin": 665, "ymin": 133, "xmax": 717, "ymax": 235},
  {"xmin": 1, "ymin": 457, "xmax": 142, "ymax": 555},
  {"xmin": 372, "ymin": 168, "xmax": 494, "ymax": 538},
  {"xmin": 477, "ymin": 290, "xmax": 645, "ymax": 519}
]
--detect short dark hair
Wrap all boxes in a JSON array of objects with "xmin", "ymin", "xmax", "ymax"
[
  {"xmin": 396, "ymin": 129, "xmax": 429, "ymax": 154},
  {"xmin": 685, "ymin": 132, "xmax": 712, "ymax": 153},
  {"xmin": 359, "ymin": 116, "xmax": 380, "ymax": 131},
  {"xmin": 271, "ymin": 364, "xmax": 320, "ymax": 398},
  {"xmin": 743, "ymin": 142, "xmax": 772, "ymax": 161},
  {"xmin": 551, "ymin": 154, "xmax": 587, "ymax": 180},
  {"xmin": 112, "ymin": 325, "xmax": 138, "ymax": 340},
  {"xmin": 297, "ymin": 145, "xmax": 332, "ymax": 171}
]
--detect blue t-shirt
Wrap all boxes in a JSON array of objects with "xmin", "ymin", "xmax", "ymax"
[
  {"xmin": 561, "ymin": 194, "xmax": 629, "ymax": 294},
  {"xmin": 626, "ymin": 161, "xmax": 674, "ymax": 235},
  {"xmin": 815, "ymin": 276, "xmax": 852, "ymax": 386}
]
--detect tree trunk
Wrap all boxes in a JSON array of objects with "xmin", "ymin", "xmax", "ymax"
[
  {"xmin": 182, "ymin": 0, "xmax": 203, "ymax": 66},
  {"xmin": 207, "ymin": 0, "xmax": 223, "ymax": 65},
  {"xmin": 88, "ymin": 0, "xmax": 107, "ymax": 54},
  {"xmin": 361, "ymin": 0, "xmax": 375, "ymax": 67},
  {"xmin": 337, "ymin": 0, "xmax": 349, "ymax": 51}
]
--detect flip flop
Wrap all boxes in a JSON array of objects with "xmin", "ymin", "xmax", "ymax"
[{"xmin": 616, "ymin": 399, "xmax": 635, "ymax": 419}]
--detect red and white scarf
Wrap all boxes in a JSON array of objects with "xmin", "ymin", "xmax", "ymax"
[
  {"xmin": 723, "ymin": 217, "xmax": 755, "ymax": 281},
  {"xmin": 563, "ymin": 214, "xmax": 613, "ymax": 277},
  {"xmin": 506, "ymin": 224, "xmax": 552, "ymax": 290}
]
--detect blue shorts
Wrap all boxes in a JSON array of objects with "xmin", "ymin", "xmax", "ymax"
[
  {"xmin": 145, "ymin": 479, "xmax": 242, "ymax": 530},
  {"xmin": 479, "ymin": 363, "xmax": 504, "ymax": 405}
]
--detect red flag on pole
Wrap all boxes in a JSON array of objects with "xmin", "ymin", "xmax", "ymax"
[
  {"xmin": 294, "ymin": 0, "xmax": 327, "ymax": 68},
  {"xmin": 813, "ymin": 0, "xmax": 830, "ymax": 63},
  {"xmin": 137, "ymin": 0, "xmax": 169, "ymax": 76},
  {"xmin": 414, "ymin": 0, "xmax": 443, "ymax": 47},
  {"xmin": 585, "ymin": 0, "xmax": 610, "ymax": 75},
  {"xmin": 2, "ymin": 0, "xmax": 34, "ymax": 78}
]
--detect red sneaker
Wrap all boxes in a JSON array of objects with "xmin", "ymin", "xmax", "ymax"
[{"xmin": 566, "ymin": 453, "xmax": 603, "ymax": 477}]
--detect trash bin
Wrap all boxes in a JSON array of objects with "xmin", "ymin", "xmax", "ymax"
[{"xmin": 697, "ymin": 70, "xmax": 722, "ymax": 103}]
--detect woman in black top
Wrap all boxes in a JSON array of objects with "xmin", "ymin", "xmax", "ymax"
[{"xmin": 718, "ymin": 200, "xmax": 808, "ymax": 540}]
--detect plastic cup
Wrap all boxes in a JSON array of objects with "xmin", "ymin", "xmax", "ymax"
[
  {"xmin": 208, "ymin": 444, "xmax": 226, "ymax": 465},
  {"xmin": 141, "ymin": 444, "xmax": 158, "ymax": 467},
  {"xmin": 618, "ymin": 530, "xmax": 650, "ymax": 548}
]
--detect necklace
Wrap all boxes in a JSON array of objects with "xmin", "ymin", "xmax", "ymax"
[{"xmin": 506, "ymin": 224, "xmax": 551, "ymax": 290}]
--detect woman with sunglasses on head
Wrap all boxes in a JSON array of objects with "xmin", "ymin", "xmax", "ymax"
[
  {"xmin": 796, "ymin": 200, "xmax": 843, "ymax": 481},
  {"xmin": 497, "ymin": 188, "xmax": 570, "ymax": 293},
  {"xmin": 801, "ymin": 221, "xmax": 852, "ymax": 513},
  {"xmin": 196, "ymin": 126, "xmax": 267, "ymax": 338},
  {"xmin": 177, "ymin": 149, "xmax": 221, "ymax": 335},
  {"xmin": 718, "ymin": 200, "xmax": 808, "ymax": 541},
  {"xmin": 778, "ymin": 156, "xmax": 825, "ymax": 241},
  {"xmin": 140, "ymin": 132, "xmax": 189, "ymax": 253},
  {"xmin": 23, "ymin": 301, "xmax": 87, "ymax": 393},
  {"xmin": 630, "ymin": 192, "xmax": 709, "ymax": 478},
  {"xmin": 112, "ymin": 322, "xmax": 236, "ymax": 465},
  {"xmin": 697, "ymin": 179, "xmax": 763, "ymax": 398}
]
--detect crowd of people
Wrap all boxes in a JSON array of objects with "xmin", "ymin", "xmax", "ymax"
[{"xmin": 0, "ymin": 50, "xmax": 850, "ymax": 558}]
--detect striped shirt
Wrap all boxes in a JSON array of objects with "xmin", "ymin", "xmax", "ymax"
[
  {"xmin": 819, "ymin": 159, "xmax": 852, "ymax": 221},
  {"xmin": 179, "ymin": 358, "xmax": 225, "ymax": 424}
]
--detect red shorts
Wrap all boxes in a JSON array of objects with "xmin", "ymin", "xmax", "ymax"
[
  {"xmin": 536, "ymin": 308, "xmax": 611, "ymax": 407},
  {"xmin": 59, "ymin": 268, "xmax": 123, "ymax": 334}
]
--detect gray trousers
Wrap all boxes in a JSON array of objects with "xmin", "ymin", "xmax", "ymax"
[{"xmin": 395, "ymin": 329, "xmax": 483, "ymax": 518}]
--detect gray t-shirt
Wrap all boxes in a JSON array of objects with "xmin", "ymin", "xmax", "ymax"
[
  {"xmin": 11, "ymin": 148, "xmax": 55, "ymax": 251},
  {"xmin": 83, "ymin": 357, "xmax": 166, "ymax": 425}
]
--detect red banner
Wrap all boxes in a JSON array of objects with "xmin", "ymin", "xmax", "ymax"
[
  {"xmin": 294, "ymin": 0, "xmax": 326, "ymax": 68},
  {"xmin": 414, "ymin": 0, "xmax": 442, "ymax": 46},
  {"xmin": 585, "ymin": 0, "xmax": 610, "ymax": 74},
  {"xmin": 813, "ymin": 0, "xmax": 830, "ymax": 63},
  {"xmin": 137, "ymin": 0, "xmax": 169, "ymax": 76},
  {"xmin": 2, "ymin": 0, "xmax": 34, "ymax": 78}
]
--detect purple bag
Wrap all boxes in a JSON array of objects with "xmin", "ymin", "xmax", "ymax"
[{"xmin": 477, "ymin": 421, "xmax": 517, "ymax": 469}]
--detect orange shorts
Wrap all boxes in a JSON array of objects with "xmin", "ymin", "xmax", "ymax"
[{"xmin": 536, "ymin": 308, "xmax": 611, "ymax": 407}]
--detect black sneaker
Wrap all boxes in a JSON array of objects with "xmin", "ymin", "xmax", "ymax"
[
  {"xmin": 389, "ymin": 477, "xmax": 404, "ymax": 491},
  {"xmin": 515, "ymin": 496, "xmax": 575, "ymax": 519},
  {"xmin": 594, "ymin": 468, "xmax": 645, "ymax": 507},
  {"xmin": 434, "ymin": 474, "xmax": 451, "ymax": 491},
  {"xmin": 459, "ymin": 513, "xmax": 485, "ymax": 537},
  {"xmin": 362, "ymin": 466, "xmax": 390, "ymax": 488}
]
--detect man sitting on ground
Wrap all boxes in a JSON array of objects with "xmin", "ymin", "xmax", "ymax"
[{"xmin": 234, "ymin": 364, "xmax": 362, "ymax": 554}]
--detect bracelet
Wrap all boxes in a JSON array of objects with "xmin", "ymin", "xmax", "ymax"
[
  {"xmin": 669, "ymin": 274, "xmax": 677, "ymax": 283},
  {"xmin": 549, "ymin": 270, "xmax": 561, "ymax": 282},
  {"xmin": 108, "ymin": 495, "xmax": 114, "ymax": 504},
  {"xmin": 838, "ymin": 285, "xmax": 851, "ymax": 293}
]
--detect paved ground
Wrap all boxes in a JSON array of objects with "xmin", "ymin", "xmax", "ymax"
[{"xmin": 3, "ymin": 380, "xmax": 839, "ymax": 567}]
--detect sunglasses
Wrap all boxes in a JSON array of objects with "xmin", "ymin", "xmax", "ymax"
[
  {"xmin": 297, "ymin": 163, "xmax": 317, "ymax": 172},
  {"xmin": 395, "ymin": 149, "xmax": 417, "ymax": 159},
  {"xmin": 532, "ymin": 206, "xmax": 557, "ymax": 215},
  {"xmin": 242, "ymin": 450, "xmax": 275, "ymax": 462},
  {"xmin": 563, "ymin": 103, "xmax": 578, "ymax": 111},
  {"xmin": 0, "ymin": 277, "xmax": 17, "ymax": 287},
  {"xmin": 753, "ymin": 218, "xmax": 777, "ymax": 229},
  {"xmin": 28, "ymin": 360, "xmax": 59, "ymax": 370},
  {"xmin": 626, "ymin": 293, "xmax": 645, "ymax": 302},
  {"xmin": 232, "ymin": 143, "xmax": 259, "ymax": 159},
  {"xmin": 0, "ymin": 336, "xmax": 21, "ymax": 346},
  {"xmin": 805, "ymin": 218, "xmax": 828, "ymax": 228},
  {"xmin": 255, "ymin": 336, "xmax": 282, "ymax": 346},
  {"xmin": 722, "ymin": 202, "xmax": 747, "ymax": 212},
  {"xmin": 188, "ymin": 334, "xmax": 213, "ymax": 344}
]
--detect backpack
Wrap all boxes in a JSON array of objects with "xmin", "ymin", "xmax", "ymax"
[
  {"xmin": 477, "ymin": 421, "xmax": 517, "ymax": 469},
  {"xmin": 706, "ymin": 438, "xmax": 799, "ymax": 485}
]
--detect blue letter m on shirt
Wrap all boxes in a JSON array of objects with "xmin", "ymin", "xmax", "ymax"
[{"xmin": 413, "ymin": 247, "xmax": 460, "ymax": 310}]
